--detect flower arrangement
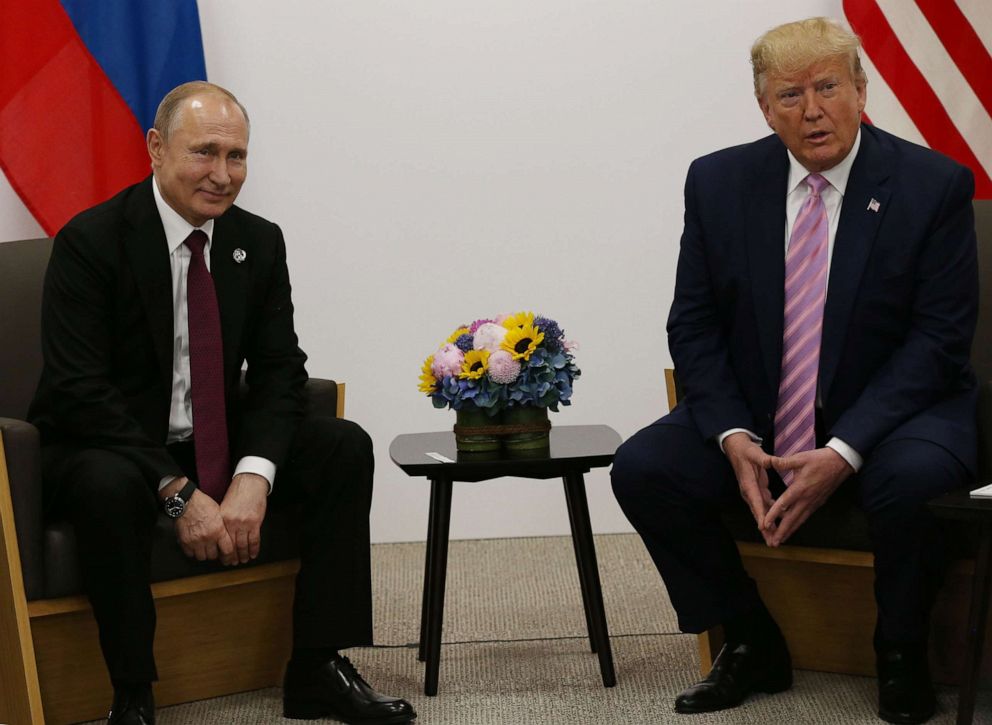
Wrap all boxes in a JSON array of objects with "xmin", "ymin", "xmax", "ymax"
[{"xmin": 419, "ymin": 312, "xmax": 580, "ymax": 416}]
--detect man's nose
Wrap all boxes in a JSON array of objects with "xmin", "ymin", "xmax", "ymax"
[
  {"xmin": 802, "ymin": 89, "xmax": 824, "ymax": 120},
  {"xmin": 209, "ymin": 157, "xmax": 231, "ymax": 185}
]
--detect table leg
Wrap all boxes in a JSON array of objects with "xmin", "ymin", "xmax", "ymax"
[
  {"xmin": 418, "ymin": 480, "xmax": 439, "ymax": 662},
  {"xmin": 565, "ymin": 479, "xmax": 598, "ymax": 654},
  {"xmin": 423, "ymin": 476, "xmax": 453, "ymax": 696},
  {"xmin": 563, "ymin": 471, "xmax": 616, "ymax": 687},
  {"xmin": 958, "ymin": 520, "xmax": 992, "ymax": 725}
]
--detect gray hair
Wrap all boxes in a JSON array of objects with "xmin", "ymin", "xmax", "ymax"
[{"xmin": 152, "ymin": 81, "xmax": 250, "ymax": 139}]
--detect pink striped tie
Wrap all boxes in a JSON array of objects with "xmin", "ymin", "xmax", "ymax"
[{"xmin": 774, "ymin": 173, "xmax": 829, "ymax": 484}]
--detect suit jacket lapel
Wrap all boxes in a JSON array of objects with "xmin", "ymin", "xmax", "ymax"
[
  {"xmin": 819, "ymin": 126, "xmax": 891, "ymax": 402},
  {"xmin": 123, "ymin": 178, "xmax": 174, "ymax": 385},
  {"xmin": 747, "ymin": 144, "xmax": 790, "ymax": 399},
  {"xmin": 210, "ymin": 214, "xmax": 249, "ymax": 372}
]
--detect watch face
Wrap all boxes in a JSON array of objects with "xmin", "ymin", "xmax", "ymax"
[{"xmin": 164, "ymin": 495, "xmax": 185, "ymax": 519}]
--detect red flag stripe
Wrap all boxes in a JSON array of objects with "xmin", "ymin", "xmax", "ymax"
[
  {"xmin": 843, "ymin": 0, "xmax": 992, "ymax": 197},
  {"xmin": 915, "ymin": 0, "xmax": 992, "ymax": 123},
  {"xmin": 0, "ymin": 1, "xmax": 147, "ymax": 234}
]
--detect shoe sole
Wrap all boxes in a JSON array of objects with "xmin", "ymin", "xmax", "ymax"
[{"xmin": 283, "ymin": 701, "xmax": 416, "ymax": 724}]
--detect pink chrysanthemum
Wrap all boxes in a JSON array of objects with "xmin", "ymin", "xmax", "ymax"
[
  {"xmin": 469, "ymin": 318, "xmax": 494, "ymax": 334},
  {"xmin": 487, "ymin": 350, "xmax": 521, "ymax": 384},
  {"xmin": 472, "ymin": 323, "xmax": 507, "ymax": 352},
  {"xmin": 431, "ymin": 343, "xmax": 464, "ymax": 378}
]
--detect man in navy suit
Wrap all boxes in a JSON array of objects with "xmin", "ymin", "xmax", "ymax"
[
  {"xmin": 611, "ymin": 18, "xmax": 977, "ymax": 724},
  {"xmin": 30, "ymin": 82, "xmax": 416, "ymax": 725}
]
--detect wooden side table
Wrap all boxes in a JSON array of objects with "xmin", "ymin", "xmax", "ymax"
[
  {"xmin": 930, "ymin": 489, "xmax": 992, "ymax": 724},
  {"xmin": 389, "ymin": 424, "xmax": 622, "ymax": 696}
]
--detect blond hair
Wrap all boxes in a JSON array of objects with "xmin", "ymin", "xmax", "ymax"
[
  {"xmin": 751, "ymin": 17, "xmax": 866, "ymax": 96},
  {"xmin": 152, "ymin": 81, "xmax": 250, "ymax": 139}
]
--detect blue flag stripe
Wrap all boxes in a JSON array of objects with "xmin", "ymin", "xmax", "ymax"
[{"xmin": 58, "ymin": 0, "xmax": 207, "ymax": 133}]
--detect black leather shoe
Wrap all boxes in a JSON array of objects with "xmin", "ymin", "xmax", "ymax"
[
  {"xmin": 674, "ymin": 636, "xmax": 792, "ymax": 714},
  {"xmin": 107, "ymin": 685, "xmax": 154, "ymax": 725},
  {"xmin": 283, "ymin": 654, "xmax": 416, "ymax": 723},
  {"xmin": 877, "ymin": 645, "xmax": 936, "ymax": 724}
]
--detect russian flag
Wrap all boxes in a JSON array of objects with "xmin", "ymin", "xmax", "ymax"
[{"xmin": 0, "ymin": 1, "xmax": 206, "ymax": 235}]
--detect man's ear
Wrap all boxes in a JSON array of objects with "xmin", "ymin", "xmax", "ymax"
[
  {"xmin": 147, "ymin": 128, "xmax": 164, "ymax": 167},
  {"xmin": 757, "ymin": 94, "xmax": 775, "ymax": 131}
]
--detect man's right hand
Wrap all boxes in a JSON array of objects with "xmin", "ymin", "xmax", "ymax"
[
  {"xmin": 722, "ymin": 432, "xmax": 775, "ymax": 543},
  {"xmin": 168, "ymin": 480, "xmax": 236, "ymax": 564}
]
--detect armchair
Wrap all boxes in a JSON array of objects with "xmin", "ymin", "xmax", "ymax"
[{"xmin": 0, "ymin": 237, "xmax": 344, "ymax": 724}]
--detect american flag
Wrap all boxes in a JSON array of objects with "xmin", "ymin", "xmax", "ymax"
[{"xmin": 843, "ymin": 0, "xmax": 992, "ymax": 199}]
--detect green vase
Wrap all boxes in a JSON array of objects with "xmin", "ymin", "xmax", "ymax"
[
  {"xmin": 502, "ymin": 406, "xmax": 551, "ymax": 455},
  {"xmin": 453, "ymin": 407, "xmax": 501, "ymax": 453}
]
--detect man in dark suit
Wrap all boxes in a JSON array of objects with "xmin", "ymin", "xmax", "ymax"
[
  {"xmin": 611, "ymin": 17, "xmax": 977, "ymax": 725},
  {"xmin": 29, "ymin": 82, "xmax": 416, "ymax": 725}
]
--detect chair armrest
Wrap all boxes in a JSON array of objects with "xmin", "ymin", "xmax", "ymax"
[
  {"xmin": 304, "ymin": 378, "xmax": 340, "ymax": 419},
  {"xmin": 0, "ymin": 418, "xmax": 44, "ymax": 600}
]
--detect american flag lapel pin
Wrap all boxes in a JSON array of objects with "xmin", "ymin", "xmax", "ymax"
[{"xmin": 867, "ymin": 198, "xmax": 880, "ymax": 213}]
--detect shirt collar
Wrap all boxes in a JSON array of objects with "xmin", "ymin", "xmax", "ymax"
[
  {"xmin": 152, "ymin": 175, "xmax": 214, "ymax": 255},
  {"xmin": 786, "ymin": 128, "xmax": 862, "ymax": 197}
]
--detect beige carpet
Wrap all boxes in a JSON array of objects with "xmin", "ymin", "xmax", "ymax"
[{"xmin": 84, "ymin": 534, "xmax": 990, "ymax": 724}]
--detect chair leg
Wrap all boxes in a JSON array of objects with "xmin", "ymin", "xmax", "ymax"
[
  {"xmin": 422, "ymin": 476, "xmax": 453, "ymax": 696},
  {"xmin": 958, "ymin": 520, "xmax": 992, "ymax": 725},
  {"xmin": 564, "ymin": 481, "xmax": 598, "ymax": 653},
  {"xmin": 418, "ymin": 481, "xmax": 439, "ymax": 663},
  {"xmin": 562, "ymin": 471, "xmax": 616, "ymax": 687}
]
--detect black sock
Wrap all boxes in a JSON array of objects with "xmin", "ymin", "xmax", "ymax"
[
  {"xmin": 292, "ymin": 646, "xmax": 340, "ymax": 669},
  {"xmin": 722, "ymin": 601, "xmax": 781, "ymax": 645}
]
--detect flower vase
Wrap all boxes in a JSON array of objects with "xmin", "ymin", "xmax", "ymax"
[
  {"xmin": 502, "ymin": 406, "xmax": 551, "ymax": 455},
  {"xmin": 453, "ymin": 407, "xmax": 501, "ymax": 453}
]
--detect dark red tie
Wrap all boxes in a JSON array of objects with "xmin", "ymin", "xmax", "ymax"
[{"xmin": 184, "ymin": 230, "xmax": 230, "ymax": 501}]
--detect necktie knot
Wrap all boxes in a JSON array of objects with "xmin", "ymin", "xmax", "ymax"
[
  {"xmin": 184, "ymin": 229, "xmax": 208, "ymax": 257},
  {"xmin": 805, "ymin": 173, "xmax": 829, "ymax": 197}
]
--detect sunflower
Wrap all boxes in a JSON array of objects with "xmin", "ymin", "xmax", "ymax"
[
  {"xmin": 458, "ymin": 349, "xmax": 491, "ymax": 380},
  {"xmin": 418, "ymin": 355, "xmax": 439, "ymax": 394},
  {"xmin": 502, "ymin": 323, "xmax": 545, "ymax": 361},
  {"xmin": 446, "ymin": 326, "xmax": 470, "ymax": 343},
  {"xmin": 501, "ymin": 311, "xmax": 535, "ymax": 330}
]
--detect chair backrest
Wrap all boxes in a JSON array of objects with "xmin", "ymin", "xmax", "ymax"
[
  {"xmin": 973, "ymin": 201, "xmax": 992, "ymax": 384},
  {"xmin": 0, "ymin": 238, "xmax": 53, "ymax": 420}
]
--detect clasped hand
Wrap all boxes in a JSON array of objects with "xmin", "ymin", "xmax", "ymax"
[
  {"xmin": 722, "ymin": 432, "xmax": 852, "ymax": 547},
  {"xmin": 169, "ymin": 473, "xmax": 269, "ymax": 565}
]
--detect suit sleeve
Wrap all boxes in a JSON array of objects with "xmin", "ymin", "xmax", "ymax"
[
  {"xmin": 830, "ymin": 165, "xmax": 978, "ymax": 454},
  {"xmin": 667, "ymin": 161, "xmax": 758, "ymax": 440},
  {"xmin": 40, "ymin": 227, "xmax": 180, "ymax": 484},
  {"xmin": 237, "ymin": 224, "xmax": 309, "ymax": 468}
]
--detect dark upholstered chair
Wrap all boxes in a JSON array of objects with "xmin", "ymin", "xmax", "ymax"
[
  {"xmin": 666, "ymin": 200, "xmax": 992, "ymax": 685},
  {"xmin": 0, "ymin": 237, "xmax": 345, "ymax": 724}
]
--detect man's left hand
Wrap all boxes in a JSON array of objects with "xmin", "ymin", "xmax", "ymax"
[
  {"xmin": 763, "ymin": 448, "xmax": 853, "ymax": 547},
  {"xmin": 219, "ymin": 473, "xmax": 269, "ymax": 565}
]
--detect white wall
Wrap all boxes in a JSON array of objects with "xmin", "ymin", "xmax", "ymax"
[{"xmin": 1, "ymin": 0, "xmax": 842, "ymax": 542}]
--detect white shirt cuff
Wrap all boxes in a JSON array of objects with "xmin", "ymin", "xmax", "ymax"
[
  {"xmin": 234, "ymin": 456, "xmax": 277, "ymax": 494},
  {"xmin": 826, "ymin": 437, "xmax": 863, "ymax": 472},
  {"xmin": 158, "ymin": 475, "xmax": 180, "ymax": 492},
  {"xmin": 717, "ymin": 428, "xmax": 763, "ymax": 453}
]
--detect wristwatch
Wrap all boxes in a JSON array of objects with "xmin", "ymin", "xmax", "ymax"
[{"xmin": 164, "ymin": 479, "xmax": 198, "ymax": 519}]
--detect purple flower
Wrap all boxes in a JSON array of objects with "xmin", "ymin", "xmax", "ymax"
[
  {"xmin": 454, "ymin": 333, "xmax": 474, "ymax": 352},
  {"xmin": 487, "ymin": 350, "xmax": 521, "ymax": 384},
  {"xmin": 431, "ymin": 343, "xmax": 464, "ymax": 378},
  {"xmin": 469, "ymin": 318, "xmax": 494, "ymax": 333},
  {"xmin": 534, "ymin": 316, "xmax": 564, "ymax": 352}
]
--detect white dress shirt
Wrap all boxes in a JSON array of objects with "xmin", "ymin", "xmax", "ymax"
[
  {"xmin": 153, "ymin": 177, "xmax": 276, "ymax": 492},
  {"xmin": 716, "ymin": 131, "xmax": 864, "ymax": 472}
]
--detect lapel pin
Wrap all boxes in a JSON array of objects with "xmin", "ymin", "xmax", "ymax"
[
  {"xmin": 867, "ymin": 198, "xmax": 880, "ymax": 213},
  {"xmin": 233, "ymin": 248, "xmax": 247, "ymax": 263}
]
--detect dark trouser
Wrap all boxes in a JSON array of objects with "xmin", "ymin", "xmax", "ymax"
[
  {"xmin": 610, "ymin": 419, "xmax": 969, "ymax": 645},
  {"xmin": 43, "ymin": 415, "xmax": 375, "ymax": 685}
]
